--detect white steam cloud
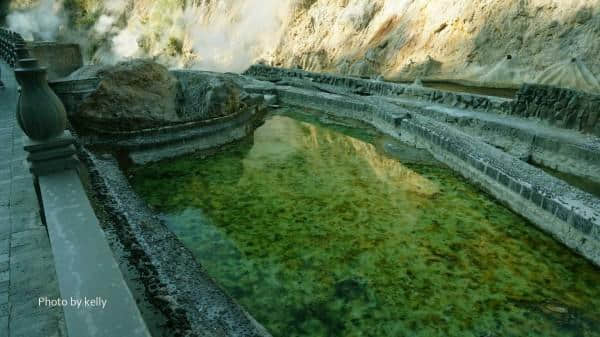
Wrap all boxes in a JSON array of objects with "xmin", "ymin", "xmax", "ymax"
[
  {"xmin": 183, "ymin": 0, "xmax": 296, "ymax": 71},
  {"xmin": 6, "ymin": 0, "xmax": 296, "ymax": 72},
  {"xmin": 7, "ymin": 0, "xmax": 66, "ymax": 41}
]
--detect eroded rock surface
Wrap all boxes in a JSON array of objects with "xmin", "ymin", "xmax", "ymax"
[
  {"xmin": 171, "ymin": 70, "xmax": 244, "ymax": 121},
  {"xmin": 68, "ymin": 60, "xmax": 266, "ymax": 132},
  {"xmin": 512, "ymin": 84, "xmax": 600, "ymax": 136},
  {"xmin": 71, "ymin": 59, "xmax": 182, "ymax": 131}
]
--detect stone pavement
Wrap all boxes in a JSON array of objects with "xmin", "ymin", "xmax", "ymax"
[{"xmin": 0, "ymin": 61, "xmax": 66, "ymax": 336}]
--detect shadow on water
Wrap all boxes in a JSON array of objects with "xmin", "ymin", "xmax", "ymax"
[
  {"xmin": 529, "ymin": 161, "xmax": 600, "ymax": 199},
  {"xmin": 390, "ymin": 80, "xmax": 518, "ymax": 99},
  {"xmin": 129, "ymin": 109, "xmax": 600, "ymax": 337},
  {"xmin": 422, "ymin": 81, "xmax": 518, "ymax": 99}
]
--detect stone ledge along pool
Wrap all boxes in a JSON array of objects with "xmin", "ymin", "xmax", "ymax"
[{"xmin": 129, "ymin": 110, "xmax": 600, "ymax": 337}]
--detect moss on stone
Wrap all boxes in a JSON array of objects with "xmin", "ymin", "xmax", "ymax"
[{"xmin": 131, "ymin": 113, "xmax": 600, "ymax": 337}]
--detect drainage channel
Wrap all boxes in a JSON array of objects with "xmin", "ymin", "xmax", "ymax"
[
  {"xmin": 531, "ymin": 162, "xmax": 600, "ymax": 199},
  {"xmin": 421, "ymin": 81, "xmax": 518, "ymax": 99},
  {"xmin": 392, "ymin": 80, "xmax": 519, "ymax": 99}
]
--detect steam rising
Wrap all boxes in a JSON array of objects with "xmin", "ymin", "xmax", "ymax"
[
  {"xmin": 186, "ymin": 0, "xmax": 296, "ymax": 71},
  {"xmin": 7, "ymin": 0, "xmax": 296, "ymax": 72},
  {"xmin": 7, "ymin": 0, "xmax": 66, "ymax": 41}
]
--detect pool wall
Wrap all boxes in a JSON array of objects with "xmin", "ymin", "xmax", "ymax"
[
  {"xmin": 246, "ymin": 83, "xmax": 600, "ymax": 267},
  {"xmin": 244, "ymin": 66, "xmax": 600, "ymax": 186},
  {"xmin": 79, "ymin": 148, "xmax": 273, "ymax": 337},
  {"xmin": 388, "ymin": 100, "xmax": 600, "ymax": 185},
  {"xmin": 244, "ymin": 65, "xmax": 600, "ymax": 138},
  {"xmin": 78, "ymin": 98, "xmax": 272, "ymax": 165},
  {"xmin": 244, "ymin": 65, "xmax": 512, "ymax": 115}
]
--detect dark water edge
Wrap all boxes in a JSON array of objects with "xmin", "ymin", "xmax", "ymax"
[
  {"xmin": 79, "ymin": 164, "xmax": 177, "ymax": 337},
  {"xmin": 531, "ymin": 162, "xmax": 600, "ymax": 199},
  {"xmin": 422, "ymin": 81, "xmax": 518, "ymax": 99},
  {"xmin": 388, "ymin": 80, "xmax": 518, "ymax": 99},
  {"xmin": 130, "ymin": 111, "xmax": 600, "ymax": 337}
]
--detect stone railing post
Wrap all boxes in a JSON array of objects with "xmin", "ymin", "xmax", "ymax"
[
  {"xmin": 14, "ymin": 41, "xmax": 29, "ymax": 60},
  {"xmin": 14, "ymin": 56, "xmax": 79, "ymax": 175}
]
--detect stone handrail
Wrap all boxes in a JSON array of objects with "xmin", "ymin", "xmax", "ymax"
[
  {"xmin": 4, "ymin": 30, "xmax": 153, "ymax": 336},
  {"xmin": 0, "ymin": 27, "xmax": 24, "ymax": 67}
]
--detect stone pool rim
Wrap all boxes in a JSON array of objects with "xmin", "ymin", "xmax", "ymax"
[{"xmin": 80, "ymin": 147, "xmax": 273, "ymax": 337}]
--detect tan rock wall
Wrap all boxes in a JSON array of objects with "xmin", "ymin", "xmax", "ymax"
[
  {"xmin": 273, "ymin": 0, "xmax": 600, "ymax": 93},
  {"xmin": 9, "ymin": 0, "xmax": 600, "ymax": 93}
]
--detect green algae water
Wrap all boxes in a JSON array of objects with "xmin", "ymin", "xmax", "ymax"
[{"xmin": 130, "ymin": 112, "xmax": 600, "ymax": 337}]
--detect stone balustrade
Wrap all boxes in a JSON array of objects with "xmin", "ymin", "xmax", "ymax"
[
  {"xmin": 1, "ymin": 27, "xmax": 153, "ymax": 336},
  {"xmin": 0, "ymin": 27, "xmax": 24, "ymax": 67}
]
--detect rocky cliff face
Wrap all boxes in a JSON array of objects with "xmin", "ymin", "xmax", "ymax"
[
  {"xmin": 6, "ymin": 0, "xmax": 600, "ymax": 94},
  {"xmin": 274, "ymin": 0, "xmax": 600, "ymax": 94}
]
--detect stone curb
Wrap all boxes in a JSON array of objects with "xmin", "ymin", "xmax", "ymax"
[{"xmin": 79, "ymin": 148, "xmax": 273, "ymax": 337}]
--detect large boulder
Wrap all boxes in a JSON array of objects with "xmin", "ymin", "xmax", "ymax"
[
  {"xmin": 71, "ymin": 59, "xmax": 182, "ymax": 131},
  {"xmin": 67, "ymin": 60, "xmax": 266, "ymax": 133},
  {"xmin": 170, "ymin": 70, "xmax": 246, "ymax": 121}
]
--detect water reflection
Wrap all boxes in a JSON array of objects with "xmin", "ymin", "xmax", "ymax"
[{"xmin": 132, "ymin": 114, "xmax": 600, "ymax": 337}]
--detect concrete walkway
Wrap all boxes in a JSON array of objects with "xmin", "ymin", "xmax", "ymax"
[{"xmin": 0, "ymin": 61, "xmax": 66, "ymax": 336}]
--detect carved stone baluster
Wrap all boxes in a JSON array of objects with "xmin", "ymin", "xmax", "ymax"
[{"xmin": 14, "ymin": 57, "xmax": 79, "ymax": 175}]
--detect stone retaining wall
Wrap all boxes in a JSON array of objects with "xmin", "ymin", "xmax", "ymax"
[
  {"xmin": 402, "ymin": 116, "xmax": 600, "ymax": 266},
  {"xmin": 80, "ymin": 106, "xmax": 266, "ymax": 165},
  {"xmin": 49, "ymin": 77, "xmax": 100, "ymax": 115},
  {"xmin": 275, "ymin": 86, "xmax": 406, "ymax": 135},
  {"xmin": 81, "ymin": 149, "xmax": 272, "ymax": 337},
  {"xmin": 245, "ymin": 65, "xmax": 600, "ymax": 137},
  {"xmin": 389, "ymin": 98, "xmax": 600, "ymax": 184},
  {"xmin": 244, "ymin": 64, "xmax": 512, "ymax": 115},
  {"xmin": 512, "ymin": 84, "xmax": 600, "ymax": 137},
  {"xmin": 27, "ymin": 42, "xmax": 83, "ymax": 80}
]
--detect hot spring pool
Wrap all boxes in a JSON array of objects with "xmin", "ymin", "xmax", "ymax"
[{"xmin": 130, "ymin": 111, "xmax": 600, "ymax": 337}]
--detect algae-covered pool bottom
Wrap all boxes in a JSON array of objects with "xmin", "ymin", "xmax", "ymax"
[{"xmin": 131, "ymin": 111, "xmax": 600, "ymax": 337}]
